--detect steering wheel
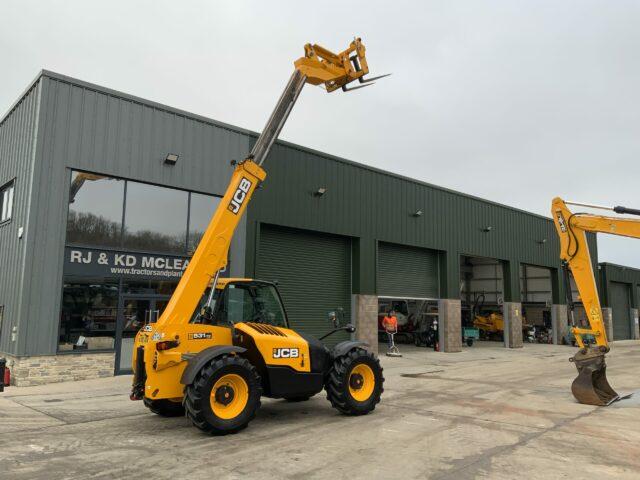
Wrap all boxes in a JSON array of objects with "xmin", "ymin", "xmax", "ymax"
[{"xmin": 252, "ymin": 310, "xmax": 269, "ymax": 324}]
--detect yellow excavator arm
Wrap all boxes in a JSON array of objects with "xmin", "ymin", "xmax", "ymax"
[{"xmin": 551, "ymin": 197, "xmax": 640, "ymax": 405}]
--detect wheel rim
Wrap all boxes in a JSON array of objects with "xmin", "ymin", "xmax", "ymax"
[
  {"xmin": 348, "ymin": 363, "xmax": 375, "ymax": 402},
  {"xmin": 210, "ymin": 374, "xmax": 249, "ymax": 419}
]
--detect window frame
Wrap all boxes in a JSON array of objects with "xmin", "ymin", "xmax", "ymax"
[
  {"xmin": 65, "ymin": 169, "xmax": 222, "ymax": 255},
  {"xmin": 0, "ymin": 305, "xmax": 4, "ymax": 343},
  {"xmin": 57, "ymin": 276, "xmax": 121, "ymax": 354},
  {"xmin": 0, "ymin": 179, "xmax": 16, "ymax": 225}
]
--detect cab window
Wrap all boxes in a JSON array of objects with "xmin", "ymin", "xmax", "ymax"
[{"xmin": 221, "ymin": 283, "xmax": 287, "ymax": 328}]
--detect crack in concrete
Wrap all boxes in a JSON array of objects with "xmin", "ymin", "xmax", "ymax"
[{"xmin": 428, "ymin": 408, "xmax": 603, "ymax": 480}]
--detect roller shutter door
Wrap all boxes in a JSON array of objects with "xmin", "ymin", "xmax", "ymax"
[
  {"xmin": 377, "ymin": 242, "xmax": 439, "ymax": 298},
  {"xmin": 610, "ymin": 282, "xmax": 632, "ymax": 340},
  {"xmin": 256, "ymin": 224, "xmax": 351, "ymax": 345}
]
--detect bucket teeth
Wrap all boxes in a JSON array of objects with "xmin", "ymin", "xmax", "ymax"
[{"xmin": 570, "ymin": 348, "xmax": 619, "ymax": 406}]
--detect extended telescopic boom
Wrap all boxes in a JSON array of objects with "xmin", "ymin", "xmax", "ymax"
[{"xmin": 153, "ymin": 38, "xmax": 387, "ymax": 330}]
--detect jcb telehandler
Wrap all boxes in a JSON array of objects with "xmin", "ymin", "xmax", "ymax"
[
  {"xmin": 552, "ymin": 197, "xmax": 640, "ymax": 405},
  {"xmin": 130, "ymin": 38, "xmax": 388, "ymax": 434}
]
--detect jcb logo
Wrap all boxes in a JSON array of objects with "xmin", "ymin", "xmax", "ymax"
[
  {"xmin": 556, "ymin": 212, "xmax": 567, "ymax": 232},
  {"xmin": 228, "ymin": 178, "xmax": 253, "ymax": 214},
  {"xmin": 273, "ymin": 348, "xmax": 299, "ymax": 359}
]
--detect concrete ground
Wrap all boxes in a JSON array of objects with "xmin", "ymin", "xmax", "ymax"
[{"xmin": 1, "ymin": 341, "xmax": 640, "ymax": 480}]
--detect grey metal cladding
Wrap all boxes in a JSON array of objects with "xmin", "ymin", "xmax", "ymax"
[
  {"xmin": 15, "ymin": 72, "xmax": 253, "ymax": 356},
  {"xmin": 0, "ymin": 80, "xmax": 42, "ymax": 355}
]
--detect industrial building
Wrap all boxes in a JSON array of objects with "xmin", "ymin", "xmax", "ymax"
[{"xmin": 1, "ymin": 71, "xmax": 638, "ymax": 385}]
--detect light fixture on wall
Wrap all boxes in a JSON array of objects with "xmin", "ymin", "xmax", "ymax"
[
  {"xmin": 536, "ymin": 239, "xmax": 547, "ymax": 245},
  {"xmin": 413, "ymin": 210, "xmax": 423, "ymax": 217},
  {"xmin": 314, "ymin": 187, "xmax": 327, "ymax": 197},
  {"xmin": 482, "ymin": 226, "xmax": 493, "ymax": 232},
  {"xmin": 164, "ymin": 153, "xmax": 179, "ymax": 165}
]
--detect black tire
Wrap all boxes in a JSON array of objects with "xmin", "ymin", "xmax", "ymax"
[
  {"xmin": 466, "ymin": 338, "xmax": 474, "ymax": 347},
  {"xmin": 184, "ymin": 355, "xmax": 262, "ymax": 435},
  {"xmin": 283, "ymin": 396, "xmax": 311, "ymax": 402},
  {"xmin": 143, "ymin": 397, "xmax": 185, "ymax": 417},
  {"xmin": 325, "ymin": 348, "xmax": 384, "ymax": 415}
]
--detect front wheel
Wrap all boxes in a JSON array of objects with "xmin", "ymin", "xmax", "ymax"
[
  {"xmin": 325, "ymin": 348, "xmax": 384, "ymax": 415},
  {"xmin": 184, "ymin": 355, "xmax": 262, "ymax": 435}
]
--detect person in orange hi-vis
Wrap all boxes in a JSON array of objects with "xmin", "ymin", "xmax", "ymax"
[{"xmin": 382, "ymin": 309, "xmax": 398, "ymax": 348}]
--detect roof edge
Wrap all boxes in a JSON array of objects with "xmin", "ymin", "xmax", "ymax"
[
  {"xmin": 0, "ymin": 69, "xmax": 45, "ymax": 126},
  {"xmin": 599, "ymin": 262, "xmax": 640, "ymax": 273},
  {"xmin": 8, "ymin": 69, "xmax": 552, "ymax": 223}
]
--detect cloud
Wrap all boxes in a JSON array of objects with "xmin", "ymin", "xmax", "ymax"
[{"xmin": 2, "ymin": 0, "xmax": 639, "ymax": 266}]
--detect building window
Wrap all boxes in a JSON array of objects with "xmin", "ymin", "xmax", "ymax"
[
  {"xmin": 123, "ymin": 181, "xmax": 189, "ymax": 254},
  {"xmin": 65, "ymin": 169, "xmax": 221, "ymax": 255},
  {"xmin": 121, "ymin": 280, "xmax": 178, "ymax": 296},
  {"xmin": 67, "ymin": 172, "xmax": 124, "ymax": 247},
  {"xmin": 188, "ymin": 192, "xmax": 221, "ymax": 253},
  {"xmin": 0, "ymin": 180, "xmax": 15, "ymax": 223},
  {"xmin": 58, "ymin": 278, "xmax": 119, "ymax": 351}
]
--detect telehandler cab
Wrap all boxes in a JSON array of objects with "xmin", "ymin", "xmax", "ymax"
[{"xmin": 130, "ymin": 38, "xmax": 387, "ymax": 434}]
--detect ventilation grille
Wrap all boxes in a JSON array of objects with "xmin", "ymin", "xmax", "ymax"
[{"xmin": 246, "ymin": 322, "xmax": 286, "ymax": 337}]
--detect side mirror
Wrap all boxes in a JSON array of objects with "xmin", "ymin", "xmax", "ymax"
[{"xmin": 327, "ymin": 311, "xmax": 339, "ymax": 329}]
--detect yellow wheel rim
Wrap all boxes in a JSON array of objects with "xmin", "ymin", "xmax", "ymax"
[
  {"xmin": 210, "ymin": 374, "xmax": 249, "ymax": 420},
  {"xmin": 348, "ymin": 363, "xmax": 375, "ymax": 402}
]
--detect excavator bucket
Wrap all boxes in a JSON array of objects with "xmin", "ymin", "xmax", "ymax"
[{"xmin": 570, "ymin": 348, "xmax": 619, "ymax": 406}]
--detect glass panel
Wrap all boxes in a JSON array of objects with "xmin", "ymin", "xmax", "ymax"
[
  {"xmin": 122, "ymin": 280, "xmax": 178, "ymax": 296},
  {"xmin": 119, "ymin": 298, "xmax": 151, "ymax": 370},
  {"xmin": 1, "ymin": 189, "xmax": 7, "ymax": 221},
  {"xmin": 155, "ymin": 299, "xmax": 170, "ymax": 318},
  {"xmin": 123, "ymin": 181, "xmax": 188, "ymax": 254},
  {"xmin": 58, "ymin": 278, "xmax": 118, "ymax": 351},
  {"xmin": 188, "ymin": 192, "xmax": 221, "ymax": 253},
  {"xmin": 67, "ymin": 172, "xmax": 124, "ymax": 247},
  {"xmin": 220, "ymin": 283, "xmax": 287, "ymax": 327},
  {"xmin": 6, "ymin": 185, "xmax": 13, "ymax": 220},
  {"xmin": 1, "ymin": 183, "xmax": 14, "ymax": 222}
]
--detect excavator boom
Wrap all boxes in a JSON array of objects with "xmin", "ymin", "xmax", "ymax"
[{"xmin": 552, "ymin": 197, "xmax": 640, "ymax": 405}]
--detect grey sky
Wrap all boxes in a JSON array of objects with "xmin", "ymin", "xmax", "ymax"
[{"xmin": 2, "ymin": 1, "xmax": 639, "ymax": 267}]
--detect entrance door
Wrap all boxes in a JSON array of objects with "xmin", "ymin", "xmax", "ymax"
[{"xmin": 115, "ymin": 295, "xmax": 171, "ymax": 374}]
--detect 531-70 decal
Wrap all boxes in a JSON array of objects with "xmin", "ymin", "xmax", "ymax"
[{"xmin": 188, "ymin": 332, "xmax": 213, "ymax": 340}]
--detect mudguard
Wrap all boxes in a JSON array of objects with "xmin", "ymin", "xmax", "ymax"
[
  {"xmin": 333, "ymin": 341, "xmax": 369, "ymax": 358},
  {"xmin": 180, "ymin": 346, "xmax": 246, "ymax": 385}
]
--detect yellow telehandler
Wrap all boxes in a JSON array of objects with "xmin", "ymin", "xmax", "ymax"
[
  {"xmin": 130, "ymin": 38, "xmax": 388, "ymax": 434},
  {"xmin": 552, "ymin": 197, "xmax": 640, "ymax": 405}
]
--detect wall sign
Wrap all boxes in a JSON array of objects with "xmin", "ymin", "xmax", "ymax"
[{"xmin": 64, "ymin": 246, "xmax": 228, "ymax": 280}]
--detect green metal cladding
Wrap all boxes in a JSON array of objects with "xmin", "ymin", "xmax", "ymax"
[{"xmin": 245, "ymin": 142, "xmax": 594, "ymax": 302}]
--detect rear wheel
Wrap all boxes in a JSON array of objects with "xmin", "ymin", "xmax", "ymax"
[
  {"xmin": 184, "ymin": 355, "xmax": 262, "ymax": 435},
  {"xmin": 143, "ymin": 397, "xmax": 185, "ymax": 417},
  {"xmin": 325, "ymin": 348, "xmax": 384, "ymax": 415}
]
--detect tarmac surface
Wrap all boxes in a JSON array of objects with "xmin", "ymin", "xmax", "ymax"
[{"xmin": 1, "ymin": 340, "xmax": 640, "ymax": 479}]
